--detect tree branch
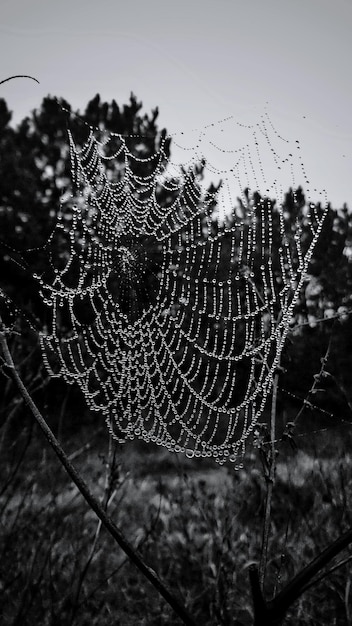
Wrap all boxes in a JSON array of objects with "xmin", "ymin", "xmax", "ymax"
[
  {"xmin": 0, "ymin": 75, "xmax": 40, "ymax": 85},
  {"xmin": 250, "ymin": 526, "xmax": 352, "ymax": 625},
  {"xmin": 0, "ymin": 321, "xmax": 196, "ymax": 626}
]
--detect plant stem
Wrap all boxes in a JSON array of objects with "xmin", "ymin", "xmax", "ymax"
[
  {"xmin": 0, "ymin": 322, "xmax": 197, "ymax": 626},
  {"xmin": 259, "ymin": 366, "xmax": 279, "ymax": 587}
]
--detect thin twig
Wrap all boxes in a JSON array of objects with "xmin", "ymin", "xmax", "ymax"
[
  {"xmin": 297, "ymin": 552, "xmax": 352, "ymax": 597},
  {"xmin": 259, "ymin": 366, "xmax": 279, "ymax": 587},
  {"xmin": 292, "ymin": 337, "xmax": 332, "ymax": 427},
  {"xmin": 0, "ymin": 75, "xmax": 40, "ymax": 85}
]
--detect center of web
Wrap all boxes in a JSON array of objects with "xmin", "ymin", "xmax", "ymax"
[
  {"xmin": 106, "ymin": 236, "xmax": 162, "ymax": 322},
  {"xmin": 117, "ymin": 246, "xmax": 138, "ymax": 276}
]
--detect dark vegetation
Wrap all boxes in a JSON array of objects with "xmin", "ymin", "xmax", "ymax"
[{"xmin": 1, "ymin": 94, "xmax": 352, "ymax": 624}]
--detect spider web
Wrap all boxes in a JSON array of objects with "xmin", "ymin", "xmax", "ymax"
[{"xmin": 36, "ymin": 109, "xmax": 327, "ymax": 465}]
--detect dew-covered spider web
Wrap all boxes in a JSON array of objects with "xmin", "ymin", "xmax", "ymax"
[{"xmin": 36, "ymin": 107, "xmax": 327, "ymax": 465}]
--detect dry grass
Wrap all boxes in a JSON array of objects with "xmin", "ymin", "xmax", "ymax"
[{"xmin": 0, "ymin": 421, "xmax": 352, "ymax": 625}]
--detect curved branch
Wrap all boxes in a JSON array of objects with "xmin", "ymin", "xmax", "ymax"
[
  {"xmin": 0, "ymin": 320, "xmax": 196, "ymax": 626},
  {"xmin": 0, "ymin": 75, "xmax": 40, "ymax": 86}
]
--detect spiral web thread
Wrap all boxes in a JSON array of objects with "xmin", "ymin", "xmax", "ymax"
[{"xmin": 37, "ymin": 111, "xmax": 327, "ymax": 465}]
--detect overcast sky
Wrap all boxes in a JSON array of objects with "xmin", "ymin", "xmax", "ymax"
[{"xmin": 1, "ymin": 0, "xmax": 351, "ymax": 208}]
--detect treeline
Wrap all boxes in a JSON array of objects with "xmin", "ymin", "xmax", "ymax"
[{"xmin": 0, "ymin": 94, "xmax": 352, "ymax": 437}]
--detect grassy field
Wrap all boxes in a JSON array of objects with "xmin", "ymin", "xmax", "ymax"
[{"xmin": 1, "ymin": 415, "xmax": 352, "ymax": 626}]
